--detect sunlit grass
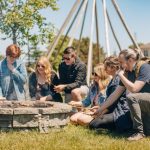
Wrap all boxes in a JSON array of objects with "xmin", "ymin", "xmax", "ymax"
[{"xmin": 0, "ymin": 125, "xmax": 150, "ymax": 150}]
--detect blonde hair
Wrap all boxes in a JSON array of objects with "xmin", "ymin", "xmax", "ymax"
[
  {"xmin": 94, "ymin": 63, "xmax": 111, "ymax": 90},
  {"xmin": 104, "ymin": 56, "xmax": 120, "ymax": 70},
  {"xmin": 35, "ymin": 56, "xmax": 52, "ymax": 84}
]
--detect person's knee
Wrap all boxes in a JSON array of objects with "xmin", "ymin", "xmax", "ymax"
[
  {"xmin": 71, "ymin": 89, "xmax": 82, "ymax": 101},
  {"xmin": 71, "ymin": 89, "xmax": 80, "ymax": 96},
  {"xmin": 70, "ymin": 114, "xmax": 77, "ymax": 122},
  {"xmin": 89, "ymin": 119, "xmax": 98, "ymax": 129},
  {"xmin": 77, "ymin": 118, "xmax": 84, "ymax": 125},
  {"xmin": 127, "ymin": 93, "xmax": 138, "ymax": 104}
]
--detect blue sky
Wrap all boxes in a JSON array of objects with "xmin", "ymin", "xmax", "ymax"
[{"xmin": 1, "ymin": 0, "xmax": 150, "ymax": 56}]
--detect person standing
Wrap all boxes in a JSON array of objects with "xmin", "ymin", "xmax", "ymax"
[
  {"xmin": 54, "ymin": 47, "xmax": 89, "ymax": 103},
  {"xmin": 0, "ymin": 44, "xmax": 28, "ymax": 100}
]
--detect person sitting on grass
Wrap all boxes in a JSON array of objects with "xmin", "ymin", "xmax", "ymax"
[
  {"xmin": 69, "ymin": 64, "xmax": 111, "ymax": 126},
  {"xmin": 89, "ymin": 56, "xmax": 133, "ymax": 133},
  {"xmin": 90, "ymin": 49, "xmax": 150, "ymax": 141},
  {"xmin": 29, "ymin": 56, "xmax": 62, "ymax": 102}
]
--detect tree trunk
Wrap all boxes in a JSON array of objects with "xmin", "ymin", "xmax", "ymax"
[{"xmin": 12, "ymin": 29, "xmax": 17, "ymax": 44}]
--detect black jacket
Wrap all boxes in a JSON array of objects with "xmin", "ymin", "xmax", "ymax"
[
  {"xmin": 59, "ymin": 57, "xmax": 87, "ymax": 93},
  {"xmin": 29, "ymin": 71, "xmax": 62, "ymax": 102}
]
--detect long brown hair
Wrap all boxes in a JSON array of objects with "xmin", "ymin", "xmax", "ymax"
[{"xmin": 104, "ymin": 56, "xmax": 120, "ymax": 70}]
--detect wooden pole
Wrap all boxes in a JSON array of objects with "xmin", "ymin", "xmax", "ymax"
[
  {"xmin": 95, "ymin": 1, "xmax": 101, "ymax": 62},
  {"xmin": 102, "ymin": 0, "xmax": 110, "ymax": 56},
  {"xmin": 47, "ymin": 0, "xmax": 81, "ymax": 59},
  {"xmin": 106, "ymin": 10, "xmax": 122, "ymax": 51},
  {"xmin": 53, "ymin": 0, "xmax": 84, "ymax": 60},
  {"xmin": 68, "ymin": 0, "xmax": 88, "ymax": 47},
  {"xmin": 87, "ymin": 0, "xmax": 96, "ymax": 85},
  {"xmin": 77, "ymin": 0, "xmax": 89, "ymax": 55},
  {"xmin": 111, "ymin": 0, "xmax": 143, "ymax": 57}
]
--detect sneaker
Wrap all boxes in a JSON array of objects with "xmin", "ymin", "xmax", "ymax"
[{"xmin": 127, "ymin": 133, "xmax": 145, "ymax": 141}]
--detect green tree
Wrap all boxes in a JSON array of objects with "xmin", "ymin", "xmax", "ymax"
[
  {"xmin": 0, "ymin": 54, "xmax": 4, "ymax": 61},
  {"xmin": 0, "ymin": 0, "xmax": 58, "ymax": 45},
  {"xmin": 0, "ymin": 0, "xmax": 58, "ymax": 67},
  {"xmin": 128, "ymin": 43, "xmax": 144, "ymax": 49}
]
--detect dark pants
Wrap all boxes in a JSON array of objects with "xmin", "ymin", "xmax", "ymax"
[
  {"xmin": 89, "ymin": 113, "xmax": 115, "ymax": 130},
  {"xmin": 127, "ymin": 93, "xmax": 150, "ymax": 135}
]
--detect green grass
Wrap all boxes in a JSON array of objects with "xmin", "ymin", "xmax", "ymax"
[{"xmin": 0, "ymin": 125, "xmax": 150, "ymax": 150}]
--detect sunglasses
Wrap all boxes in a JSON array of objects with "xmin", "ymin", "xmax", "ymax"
[
  {"xmin": 63, "ymin": 57, "xmax": 72, "ymax": 61},
  {"xmin": 92, "ymin": 72, "xmax": 98, "ymax": 77},
  {"xmin": 37, "ymin": 64, "xmax": 45, "ymax": 68},
  {"xmin": 63, "ymin": 55, "xmax": 74, "ymax": 61}
]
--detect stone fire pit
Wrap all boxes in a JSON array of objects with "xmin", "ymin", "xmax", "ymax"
[{"xmin": 0, "ymin": 100, "xmax": 72, "ymax": 133}]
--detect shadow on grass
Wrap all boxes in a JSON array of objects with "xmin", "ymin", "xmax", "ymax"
[{"xmin": 86, "ymin": 127, "xmax": 132, "ymax": 140}]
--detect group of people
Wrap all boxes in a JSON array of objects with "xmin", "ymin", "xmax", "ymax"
[{"xmin": 0, "ymin": 44, "xmax": 150, "ymax": 141}]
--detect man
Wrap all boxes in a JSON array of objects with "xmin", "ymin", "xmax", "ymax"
[
  {"xmin": 90, "ymin": 48, "xmax": 150, "ymax": 141},
  {"xmin": 54, "ymin": 47, "xmax": 89, "ymax": 103}
]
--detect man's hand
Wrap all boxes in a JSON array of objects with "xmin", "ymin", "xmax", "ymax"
[
  {"xmin": 116, "ymin": 69, "xmax": 125, "ymax": 76},
  {"xmin": 54, "ymin": 85, "xmax": 66, "ymax": 93},
  {"xmin": 39, "ymin": 95, "xmax": 52, "ymax": 101}
]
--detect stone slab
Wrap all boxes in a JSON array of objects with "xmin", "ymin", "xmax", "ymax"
[
  {"xmin": 13, "ymin": 108, "xmax": 39, "ymax": 115},
  {"xmin": 13, "ymin": 114, "xmax": 39, "ymax": 127},
  {"xmin": 40, "ymin": 105, "xmax": 72, "ymax": 114},
  {"xmin": 48, "ymin": 113, "xmax": 70, "ymax": 127},
  {"xmin": 0, "ymin": 121, "xmax": 12, "ymax": 128},
  {"xmin": 0, "ymin": 108, "xmax": 13, "ymax": 115}
]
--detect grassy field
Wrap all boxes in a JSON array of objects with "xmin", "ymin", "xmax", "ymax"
[{"xmin": 0, "ymin": 125, "xmax": 150, "ymax": 150}]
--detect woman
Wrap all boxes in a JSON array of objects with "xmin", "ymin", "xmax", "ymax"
[
  {"xmin": 89, "ymin": 56, "xmax": 132, "ymax": 132},
  {"xmin": 29, "ymin": 56, "xmax": 62, "ymax": 102},
  {"xmin": 69, "ymin": 64, "xmax": 111, "ymax": 126},
  {"xmin": 0, "ymin": 44, "xmax": 28, "ymax": 100}
]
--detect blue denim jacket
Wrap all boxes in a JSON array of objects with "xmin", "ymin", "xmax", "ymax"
[
  {"xmin": 82, "ymin": 82, "xmax": 105, "ymax": 107},
  {"xmin": 0, "ymin": 58, "xmax": 28, "ymax": 100}
]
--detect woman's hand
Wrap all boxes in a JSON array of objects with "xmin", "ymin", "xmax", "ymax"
[
  {"xmin": 91, "ymin": 107, "xmax": 103, "ymax": 117},
  {"xmin": 7, "ymin": 63, "xmax": 14, "ymax": 72},
  {"xmin": 39, "ymin": 95, "xmax": 52, "ymax": 101},
  {"xmin": 68, "ymin": 101, "xmax": 82, "ymax": 107}
]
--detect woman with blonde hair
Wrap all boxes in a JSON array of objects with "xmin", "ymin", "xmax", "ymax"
[
  {"xmin": 29, "ymin": 56, "xmax": 62, "ymax": 102},
  {"xmin": 89, "ymin": 56, "xmax": 132, "ymax": 132},
  {"xmin": 69, "ymin": 64, "xmax": 111, "ymax": 126}
]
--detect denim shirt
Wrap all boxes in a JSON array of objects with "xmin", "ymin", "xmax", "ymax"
[
  {"xmin": 82, "ymin": 82, "xmax": 105, "ymax": 107},
  {"xmin": 0, "ymin": 58, "xmax": 27, "ymax": 100}
]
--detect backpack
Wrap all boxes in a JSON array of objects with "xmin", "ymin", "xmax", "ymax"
[{"xmin": 135, "ymin": 57, "xmax": 150, "ymax": 78}]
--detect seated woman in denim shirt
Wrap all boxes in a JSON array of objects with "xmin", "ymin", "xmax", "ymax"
[
  {"xmin": 29, "ymin": 56, "xmax": 62, "ymax": 102},
  {"xmin": 0, "ymin": 44, "xmax": 28, "ymax": 100},
  {"xmin": 69, "ymin": 64, "xmax": 111, "ymax": 126}
]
